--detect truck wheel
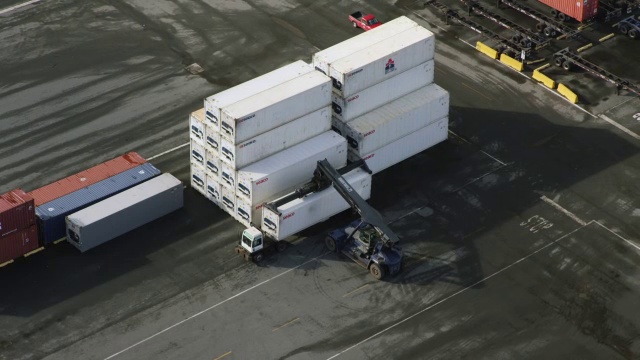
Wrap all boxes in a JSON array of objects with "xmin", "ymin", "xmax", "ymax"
[
  {"xmin": 276, "ymin": 241, "xmax": 287, "ymax": 252},
  {"xmin": 562, "ymin": 60, "xmax": 572, "ymax": 71},
  {"xmin": 551, "ymin": 9, "xmax": 558, "ymax": 17},
  {"xmin": 629, "ymin": 29, "xmax": 638, "ymax": 39},
  {"xmin": 553, "ymin": 56, "xmax": 564, "ymax": 67},
  {"xmin": 535, "ymin": 23, "xmax": 545, "ymax": 32},
  {"xmin": 369, "ymin": 263, "xmax": 386, "ymax": 280},
  {"xmin": 352, "ymin": 21, "xmax": 357, "ymax": 28},
  {"xmin": 620, "ymin": 24, "xmax": 629, "ymax": 35},
  {"xmin": 254, "ymin": 253, "xmax": 264, "ymax": 263},
  {"xmin": 324, "ymin": 236, "xmax": 337, "ymax": 252},
  {"xmin": 543, "ymin": 27, "xmax": 554, "ymax": 37},
  {"xmin": 557, "ymin": 13, "xmax": 566, "ymax": 22}
]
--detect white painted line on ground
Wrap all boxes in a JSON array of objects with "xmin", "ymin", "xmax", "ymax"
[
  {"xmin": 104, "ymin": 252, "xmax": 328, "ymax": 360},
  {"xmin": 598, "ymin": 114, "xmax": 640, "ymax": 141},
  {"xmin": 0, "ymin": 0, "xmax": 41, "ymax": 15},
  {"xmin": 540, "ymin": 195, "xmax": 587, "ymax": 226},
  {"xmin": 147, "ymin": 142, "xmax": 189, "ymax": 161},
  {"xmin": 603, "ymin": 97, "xmax": 636, "ymax": 114},
  {"xmin": 593, "ymin": 220, "xmax": 640, "ymax": 252},
  {"xmin": 448, "ymin": 131, "xmax": 507, "ymax": 166},
  {"xmin": 327, "ymin": 225, "xmax": 585, "ymax": 359}
]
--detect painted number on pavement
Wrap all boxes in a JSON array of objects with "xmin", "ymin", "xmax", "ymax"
[
  {"xmin": 520, "ymin": 215, "xmax": 554, "ymax": 233},
  {"xmin": 633, "ymin": 113, "xmax": 640, "ymax": 121}
]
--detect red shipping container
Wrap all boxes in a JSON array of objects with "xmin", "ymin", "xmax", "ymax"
[
  {"xmin": 537, "ymin": 0, "xmax": 598, "ymax": 22},
  {"xmin": 0, "ymin": 189, "xmax": 35, "ymax": 237},
  {"xmin": 29, "ymin": 152, "xmax": 147, "ymax": 206},
  {"xmin": 0, "ymin": 225, "xmax": 39, "ymax": 264}
]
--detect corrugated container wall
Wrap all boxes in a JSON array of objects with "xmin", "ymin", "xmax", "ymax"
[
  {"xmin": 312, "ymin": 16, "xmax": 419, "ymax": 75},
  {"xmin": 0, "ymin": 189, "xmax": 35, "ymax": 237},
  {"xmin": 29, "ymin": 152, "xmax": 147, "ymax": 206},
  {"xmin": 329, "ymin": 27, "xmax": 435, "ymax": 97},
  {"xmin": 220, "ymin": 106, "xmax": 332, "ymax": 170},
  {"xmin": 35, "ymin": 163, "xmax": 161, "ymax": 245},
  {"xmin": 343, "ymin": 83, "xmax": 449, "ymax": 155},
  {"xmin": 261, "ymin": 168, "xmax": 372, "ymax": 240},
  {"xmin": 205, "ymin": 60, "xmax": 314, "ymax": 130},
  {"xmin": 332, "ymin": 60, "xmax": 434, "ymax": 122},
  {"xmin": 351, "ymin": 117, "xmax": 449, "ymax": 174},
  {"xmin": 0, "ymin": 225, "xmax": 38, "ymax": 264},
  {"xmin": 237, "ymin": 131, "xmax": 348, "ymax": 206},
  {"xmin": 219, "ymin": 71, "xmax": 331, "ymax": 144},
  {"xmin": 537, "ymin": 0, "xmax": 598, "ymax": 22},
  {"xmin": 65, "ymin": 173, "xmax": 184, "ymax": 253}
]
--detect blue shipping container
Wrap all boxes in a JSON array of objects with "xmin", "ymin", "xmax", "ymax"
[{"xmin": 35, "ymin": 163, "xmax": 161, "ymax": 245}]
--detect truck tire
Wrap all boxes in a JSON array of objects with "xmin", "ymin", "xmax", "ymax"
[
  {"xmin": 557, "ymin": 13, "xmax": 566, "ymax": 22},
  {"xmin": 352, "ymin": 21, "xmax": 357, "ymax": 28},
  {"xmin": 254, "ymin": 252, "xmax": 264, "ymax": 263},
  {"xmin": 553, "ymin": 56, "xmax": 564, "ymax": 67},
  {"xmin": 536, "ymin": 23, "xmax": 545, "ymax": 33},
  {"xmin": 543, "ymin": 27, "xmax": 555, "ymax": 37},
  {"xmin": 620, "ymin": 24, "xmax": 629, "ymax": 35},
  {"xmin": 551, "ymin": 9, "xmax": 558, "ymax": 17},
  {"xmin": 369, "ymin": 263, "xmax": 385, "ymax": 280},
  {"xmin": 324, "ymin": 236, "xmax": 337, "ymax": 252},
  {"xmin": 629, "ymin": 29, "xmax": 638, "ymax": 39},
  {"xmin": 276, "ymin": 241, "xmax": 287, "ymax": 252},
  {"xmin": 562, "ymin": 60, "xmax": 572, "ymax": 71}
]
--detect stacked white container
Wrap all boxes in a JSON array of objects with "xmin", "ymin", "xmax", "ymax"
[
  {"xmin": 193, "ymin": 60, "xmax": 352, "ymax": 228},
  {"xmin": 313, "ymin": 19, "xmax": 449, "ymax": 175}
]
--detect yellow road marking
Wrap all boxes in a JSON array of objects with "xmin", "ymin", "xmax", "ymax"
[
  {"xmin": 343, "ymin": 284, "xmax": 370, "ymax": 297},
  {"xmin": 272, "ymin": 317, "xmax": 299, "ymax": 332},
  {"xmin": 213, "ymin": 351, "xmax": 231, "ymax": 360},
  {"xmin": 461, "ymin": 82, "xmax": 494, "ymax": 101}
]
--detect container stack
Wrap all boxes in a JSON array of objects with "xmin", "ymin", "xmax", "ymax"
[
  {"xmin": 313, "ymin": 16, "xmax": 449, "ymax": 174},
  {"xmin": 0, "ymin": 190, "xmax": 38, "ymax": 265},
  {"xmin": 196, "ymin": 60, "xmax": 350, "ymax": 227}
]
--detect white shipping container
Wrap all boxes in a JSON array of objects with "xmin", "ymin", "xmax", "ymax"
[
  {"xmin": 219, "ymin": 72, "xmax": 331, "ymax": 144},
  {"xmin": 332, "ymin": 60, "xmax": 434, "ymax": 122},
  {"xmin": 261, "ymin": 168, "xmax": 372, "ymax": 240},
  {"xmin": 66, "ymin": 173, "xmax": 184, "ymax": 253},
  {"xmin": 190, "ymin": 139, "xmax": 206, "ymax": 168},
  {"xmin": 344, "ymin": 83, "xmax": 450, "ymax": 155},
  {"xmin": 191, "ymin": 162, "xmax": 206, "ymax": 195},
  {"xmin": 330, "ymin": 27, "xmax": 436, "ymax": 97},
  {"xmin": 205, "ymin": 60, "xmax": 314, "ymax": 131},
  {"xmin": 331, "ymin": 116, "xmax": 346, "ymax": 136},
  {"xmin": 349, "ymin": 118, "xmax": 449, "ymax": 174},
  {"xmin": 206, "ymin": 174, "xmax": 221, "ymax": 204},
  {"xmin": 220, "ymin": 107, "xmax": 332, "ymax": 170},
  {"xmin": 312, "ymin": 16, "xmax": 419, "ymax": 75},
  {"xmin": 235, "ymin": 196, "xmax": 256, "ymax": 228},
  {"xmin": 205, "ymin": 149, "xmax": 220, "ymax": 181},
  {"xmin": 190, "ymin": 109, "xmax": 205, "ymax": 146},
  {"xmin": 220, "ymin": 161, "xmax": 236, "ymax": 191},
  {"xmin": 220, "ymin": 184, "xmax": 236, "ymax": 217},
  {"xmin": 205, "ymin": 125, "xmax": 220, "ymax": 156},
  {"xmin": 236, "ymin": 131, "xmax": 348, "ymax": 205}
]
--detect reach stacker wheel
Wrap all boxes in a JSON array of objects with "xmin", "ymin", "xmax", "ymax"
[
  {"xmin": 324, "ymin": 236, "xmax": 337, "ymax": 252},
  {"xmin": 369, "ymin": 263, "xmax": 385, "ymax": 280}
]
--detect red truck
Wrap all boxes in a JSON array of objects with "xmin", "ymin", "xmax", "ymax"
[{"xmin": 349, "ymin": 11, "xmax": 382, "ymax": 31}]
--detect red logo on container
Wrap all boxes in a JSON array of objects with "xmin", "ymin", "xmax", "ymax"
[
  {"xmin": 283, "ymin": 212, "xmax": 295, "ymax": 220},
  {"xmin": 385, "ymin": 58, "xmax": 396, "ymax": 74},
  {"xmin": 363, "ymin": 129, "xmax": 375, "ymax": 137},
  {"xmin": 364, "ymin": 153, "xmax": 375, "ymax": 160},
  {"xmin": 256, "ymin": 178, "xmax": 268, "ymax": 185},
  {"xmin": 255, "ymin": 204, "xmax": 263, "ymax": 210},
  {"xmin": 347, "ymin": 95, "xmax": 359, "ymax": 102}
]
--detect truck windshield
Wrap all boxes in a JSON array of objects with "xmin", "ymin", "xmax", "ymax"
[
  {"xmin": 368, "ymin": 19, "xmax": 379, "ymax": 25},
  {"xmin": 242, "ymin": 233, "xmax": 252, "ymax": 247}
]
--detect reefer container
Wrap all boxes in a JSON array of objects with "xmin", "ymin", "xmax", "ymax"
[
  {"xmin": 332, "ymin": 60, "xmax": 434, "ymax": 122},
  {"xmin": 205, "ymin": 149, "xmax": 220, "ymax": 181},
  {"xmin": 343, "ymin": 83, "xmax": 449, "ymax": 155},
  {"xmin": 190, "ymin": 139, "xmax": 206, "ymax": 168},
  {"xmin": 235, "ymin": 196, "xmax": 254, "ymax": 228},
  {"xmin": 537, "ymin": 0, "xmax": 598, "ymax": 22},
  {"xmin": 35, "ymin": 163, "xmax": 161, "ymax": 245},
  {"xmin": 220, "ymin": 185, "xmax": 236, "ymax": 217},
  {"xmin": 65, "ymin": 173, "xmax": 184, "ymax": 253},
  {"xmin": 0, "ymin": 225, "xmax": 38, "ymax": 264},
  {"xmin": 236, "ymin": 131, "xmax": 348, "ymax": 205},
  {"xmin": 331, "ymin": 116, "xmax": 346, "ymax": 136},
  {"xmin": 261, "ymin": 168, "xmax": 372, "ymax": 240},
  {"xmin": 29, "ymin": 152, "xmax": 147, "ymax": 206},
  {"xmin": 219, "ymin": 71, "xmax": 331, "ymax": 144},
  {"xmin": 205, "ymin": 60, "xmax": 314, "ymax": 130},
  {"xmin": 330, "ymin": 27, "xmax": 435, "ymax": 97},
  {"xmin": 191, "ymin": 162, "xmax": 206, "ymax": 195},
  {"xmin": 313, "ymin": 16, "xmax": 419, "ymax": 75},
  {"xmin": 349, "ymin": 117, "xmax": 449, "ymax": 174},
  {"xmin": 205, "ymin": 125, "xmax": 220, "ymax": 156},
  {"xmin": 0, "ymin": 189, "xmax": 35, "ymax": 237},
  {"xmin": 220, "ymin": 106, "xmax": 332, "ymax": 169},
  {"xmin": 220, "ymin": 162, "xmax": 236, "ymax": 191},
  {"xmin": 190, "ymin": 108, "xmax": 205, "ymax": 146},
  {"xmin": 206, "ymin": 174, "xmax": 221, "ymax": 204}
]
